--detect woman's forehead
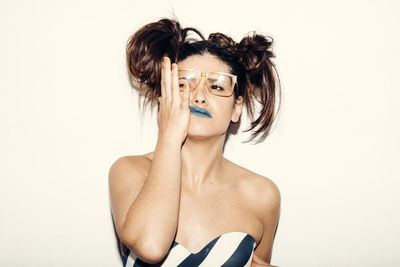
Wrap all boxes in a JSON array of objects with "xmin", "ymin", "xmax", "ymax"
[{"xmin": 177, "ymin": 53, "xmax": 231, "ymax": 73}]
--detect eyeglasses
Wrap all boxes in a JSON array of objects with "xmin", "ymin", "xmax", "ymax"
[{"xmin": 178, "ymin": 68, "xmax": 237, "ymax": 97}]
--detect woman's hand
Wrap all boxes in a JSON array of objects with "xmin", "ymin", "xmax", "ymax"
[{"xmin": 157, "ymin": 57, "xmax": 190, "ymax": 144}]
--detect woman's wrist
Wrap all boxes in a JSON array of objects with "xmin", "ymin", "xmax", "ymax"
[{"xmin": 156, "ymin": 135, "xmax": 183, "ymax": 151}]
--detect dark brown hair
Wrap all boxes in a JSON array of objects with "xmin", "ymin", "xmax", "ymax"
[{"xmin": 126, "ymin": 18, "xmax": 281, "ymax": 143}]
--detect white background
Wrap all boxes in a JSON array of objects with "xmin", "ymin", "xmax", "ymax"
[{"xmin": 1, "ymin": 0, "xmax": 399, "ymax": 266}]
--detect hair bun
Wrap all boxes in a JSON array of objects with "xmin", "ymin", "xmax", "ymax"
[
  {"xmin": 237, "ymin": 33, "xmax": 275, "ymax": 72},
  {"xmin": 126, "ymin": 18, "xmax": 183, "ymax": 106}
]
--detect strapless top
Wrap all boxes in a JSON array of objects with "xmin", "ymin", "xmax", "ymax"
[{"xmin": 122, "ymin": 232, "xmax": 257, "ymax": 267}]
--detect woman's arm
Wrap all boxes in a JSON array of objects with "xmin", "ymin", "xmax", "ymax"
[
  {"xmin": 251, "ymin": 175, "xmax": 281, "ymax": 265},
  {"xmin": 251, "ymin": 254, "xmax": 278, "ymax": 267},
  {"xmin": 109, "ymin": 142, "xmax": 181, "ymax": 263},
  {"xmin": 108, "ymin": 57, "xmax": 190, "ymax": 264}
]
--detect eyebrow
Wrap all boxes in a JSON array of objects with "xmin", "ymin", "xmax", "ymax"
[{"xmin": 208, "ymin": 76, "xmax": 231, "ymax": 83}]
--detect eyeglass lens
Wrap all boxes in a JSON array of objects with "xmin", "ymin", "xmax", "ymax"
[{"xmin": 178, "ymin": 70, "xmax": 234, "ymax": 96}]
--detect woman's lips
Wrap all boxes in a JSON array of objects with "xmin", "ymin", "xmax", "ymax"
[{"xmin": 189, "ymin": 105, "xmax": 212, "ymax": 118}]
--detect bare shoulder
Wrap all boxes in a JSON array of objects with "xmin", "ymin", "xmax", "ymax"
[
  {"xmin": 225, "ymin": 159, "xmax": 281, "ymax": 217},
  {"xmin": 108, "ymin": 152, "xmax": 154, "ymax": 182},
  {"xmin": 226, "ymin": 161, "xmax": 281, "ymax": 262},
  {"xmin": 108, "ymin": 152, "xmax": 154, "ymax": 231}
]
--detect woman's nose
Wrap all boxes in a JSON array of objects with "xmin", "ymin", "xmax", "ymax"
[
  {"xmin": 194, "ymin": 97, "xmax": 206, "ymax": 104},
  {"xmin": 191, "ymin": 80, "xmax": 207, "ymax": 105}
]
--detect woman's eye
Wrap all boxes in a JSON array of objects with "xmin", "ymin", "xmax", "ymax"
[
  {"xmin": 210, "ymin": 85, "xmax": 225, "ymax": 91},
  {"xmin": 179, "ymin": 79, "xmax": 188, "ymax": 89}
]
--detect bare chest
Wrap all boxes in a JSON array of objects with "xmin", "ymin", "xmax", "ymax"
[{"xmin": 174, "ymin": 184, "xmax": 262, "ymax": 253}]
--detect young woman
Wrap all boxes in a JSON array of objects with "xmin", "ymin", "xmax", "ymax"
[{"xmin": 109, "ymin": 18, "xmax": 281, "ymax": 267}]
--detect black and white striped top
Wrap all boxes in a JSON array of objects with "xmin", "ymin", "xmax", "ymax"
[{"xmin": 122, "ymin": 232, "xmax": 256, "ymax": 267}]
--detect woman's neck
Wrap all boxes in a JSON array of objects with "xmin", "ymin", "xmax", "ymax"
[{"xmin": 181, "ymin": 134, "xmax": 226, "ymax": 189}]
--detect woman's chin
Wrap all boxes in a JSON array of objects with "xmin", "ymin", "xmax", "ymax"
[
  {"xmin": 186, "ymin": 128, "xmax": 209, "ymax": 139},
  {"xmin": 186, "ymin": 127, "xmax": 225, "ymax": 141}
]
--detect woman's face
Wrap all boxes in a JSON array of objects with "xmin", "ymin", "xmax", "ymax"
[{"xmin": 178, "ymin": 53, "xmax": 243, "ymax": 139}]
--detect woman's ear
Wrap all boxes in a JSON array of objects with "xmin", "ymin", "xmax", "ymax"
[{"xmin": 231, "ymin": 96, "xmax": 243, "ymax": 123}]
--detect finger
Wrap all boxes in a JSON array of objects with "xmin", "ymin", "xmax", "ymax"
[
  {"xmin": 157, "ymin": 96, "xmax": 162, "ymax": 109},
  {"xmin": 163, "ymin": 57, "xmax": 172, "ymax": 101},
  {"xmin": 160, "ymin": 58, "xmax": 166, "ymax": 100},
  {"xmin": 171, "ymin": 63, "xmax": 180, "ymax": 105},
  {"xmin": 180, "ymin": 83, "xmax": 190, "ymax": 109}
]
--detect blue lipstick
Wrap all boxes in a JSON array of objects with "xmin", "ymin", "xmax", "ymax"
[{"xmin": 189, "ymin": 105, "xmax": 212, "ymax": 118}]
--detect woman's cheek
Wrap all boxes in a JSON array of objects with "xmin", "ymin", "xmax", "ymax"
[{"xmin": 215, "ymin": 106, "xmax": 235, "ymax": 130}]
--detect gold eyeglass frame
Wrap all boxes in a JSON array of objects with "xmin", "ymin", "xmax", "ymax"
[{"xmin": 177, "ymin": 68, "xmax": 237, "ymax": 97}]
